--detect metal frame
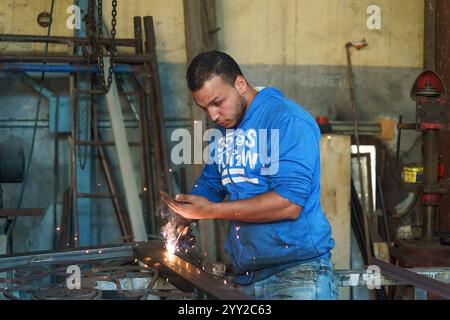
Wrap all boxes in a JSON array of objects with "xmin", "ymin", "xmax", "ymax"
[
  {"xmin": 0, "ymin": 15, "xmax": 173, "ymax": 247},
  {"xmin": 0, "ymin": 241, "xmax": 251, "ymax": 300}
]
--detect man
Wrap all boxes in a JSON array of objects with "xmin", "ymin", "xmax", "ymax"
[{"xmin": 162, "ymin": 51, "xmax": 337, "ymax": 300}]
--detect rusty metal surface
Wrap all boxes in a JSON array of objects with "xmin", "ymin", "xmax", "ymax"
[
  {"xmin": 133, "ymin": 242, "xmax": 252, "ymax": 300},
  {"xmin": 373, "ymin": 258, "xmax": 450, "ymax": 299},
  {"xmin": 0, "ymin": 209, "xmax": 45, "ymax": 217},
  {"xmin": 393, "ymin": 239, "xmax": 450, "ymax": 268}
]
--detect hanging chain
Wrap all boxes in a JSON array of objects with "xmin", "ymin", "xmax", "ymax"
[
  {"xmin": 77, "ymin": 96, "xmax": 90, "ymax": 170},
  {"xmin": 84, "ymin": 0, "xmax": 98, "ymax": 60},
  {"xmin": 97, "ymin": 0, "xmax": 117, "ymax": 93}
]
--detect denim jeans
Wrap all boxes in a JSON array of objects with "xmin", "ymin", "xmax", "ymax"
[{"xmin": 237, "ymin": 258, "xmax": 338, "ymax": 300}]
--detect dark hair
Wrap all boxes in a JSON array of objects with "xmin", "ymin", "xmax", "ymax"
[{"xmin": 186, "ymin": 51, "xmax": 243, "ymax": 91}]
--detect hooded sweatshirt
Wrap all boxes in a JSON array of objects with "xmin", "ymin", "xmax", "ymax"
[{"xmin": 191, "ymin": 87, "xmax": 335, "ymax": 285}]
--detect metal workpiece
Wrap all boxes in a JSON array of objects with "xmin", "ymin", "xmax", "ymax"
[
  {"xmin": 0, "ymin": 242, "xmax": 249, "ymax": 300},
  {"xmin": 133, "ymin": 242, "xmax": 252, "ymax": 300},
  {"xmin": 0, "ymin": 244, "xmax": 133, "ymax": 271}
]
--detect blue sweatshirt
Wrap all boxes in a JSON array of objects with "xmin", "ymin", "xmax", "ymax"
[{"xmin": 191, "ymin": 87, "xmax": 335, "ymax": 285}]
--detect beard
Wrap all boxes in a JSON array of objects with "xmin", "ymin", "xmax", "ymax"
[{"xmin": 228, "ymin": 95, "xmax": 248, "ymax": 128}]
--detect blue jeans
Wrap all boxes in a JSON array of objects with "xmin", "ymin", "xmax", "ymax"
[{"xmin": 237, "ymin": 258, "xmax": 338, "ymax": 300}]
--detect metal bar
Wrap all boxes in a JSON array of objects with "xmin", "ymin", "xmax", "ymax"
[
  {"xmin": 133, "ymin": 242, "xmax": 252, "ymax": 300},
  {"xmin": 0, "ymin": 34, "xmax": 136, "ymax": 46},
  {"xmin": 373, "ymin": 258, "xmax": 450, "ymax": 299},
  {"xmin": 132, "ymin": 74, "xmax": 157, "ymax": 235},
  {"xmin": 0, "ymin": 209, "xmax": 45, "ymax": 217},
  {"xmin": 96, "ymin": 131, "xmax": 133, "ymax": 239},
  {"xmin": 0, "ymin": 244, "xmax": 134, "ymax": 271},
  {"xmin": 77, "ymin": 192, "xmax": 125, "ymax": 199},
  {"xmin": 76, "ymin": 140, "xmax": 140, "ymax": 147},
  {"xmin": 59, "ymin": 188, "xmax": 70, "ymax": 249},
  {"xmin": 0, "ymin": 63, "xmax": 138, "ymax": 74},
  {"xmin": 0, "ymin": 54, "xmax": 151, "ymax": 63},
  {"xmin": 70, "ymin": 74, "xmax": 79, "ymax": 248},
  {"xmin": 133, "ymin": 17, "xmax": 144, "ymax": 54},
  {"xmin": 143, "ymin": 16, "xmax": 173, "ymax": 195}
]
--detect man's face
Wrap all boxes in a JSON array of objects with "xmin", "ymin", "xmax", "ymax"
[{"xmin": 191, "ymin": 75, "xmax": 247, "ymax": 129}]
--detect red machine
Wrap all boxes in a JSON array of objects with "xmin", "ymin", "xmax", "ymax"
[{"xmin": 395, "ymin": 71, "xmax": 450, "ymax": 267}]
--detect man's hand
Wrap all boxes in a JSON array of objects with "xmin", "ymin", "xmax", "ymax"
[{"xmin": 160, "ymin": 191, "xmax": 214, "ymax": 220}]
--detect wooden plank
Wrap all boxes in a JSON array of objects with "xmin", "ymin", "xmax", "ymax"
[
  {"xmin": 103, "ymin": 58, "xmax": 147, "ymax": 242},
  {"xmin": 320, "ymin": 134, "xmax": 351, "ymax": 299}
]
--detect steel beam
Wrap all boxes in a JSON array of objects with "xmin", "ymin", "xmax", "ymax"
[
  {"xmin": 373, "ymin": 258, "xmax": 450, "ymax": 299},
  {"xmin": 133, "ymin": 242, "xmax": 252, "ymax": 300},
  {"xmin": 334, "ymin": 267, "xmax": 450, "ymax": 287}
]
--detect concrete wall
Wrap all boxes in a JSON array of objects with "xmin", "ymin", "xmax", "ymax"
[{"xmin": 217, "ymin": 0, "xmax": 424, "ymax": 158}]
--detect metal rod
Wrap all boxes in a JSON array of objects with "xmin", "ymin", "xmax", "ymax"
[
  {"xmin": 76, "ymin": 140, "xmax": 140, "ymax": 146},
  {"xmin": 96, "ymin": 133, "xmax": 133, "ymax": 239},
  {"xmin": 133, "ymin": 17, "xmax": 144, "ymax": 54},
  {"xmin": 0, "ymin": 54, "xmax": 151, "ymax": 63},
  {"xmin": 143, "ymin": 16, "xmax": 174, "ymax": 195},
  {"xmin": 0, "ymin": 34, "xmax": 136, "ymax": 46},
  {"xmin": 422, "ymin": 129, "xmax": 440, "ymax": 239},
  {"xmin": 77, "ymin": 192, "xmax": 125, "ymax": 199},
  {"xmin": 346, "ymin": 42, "xmax": 371, "ymax": 264},
  {"xmin": 0, "ymin": 63, "xmax": 139, "ymax": 74},
  {"xmin": 70, "ymin": 73, "xmax": 79, "ymax": 248}
]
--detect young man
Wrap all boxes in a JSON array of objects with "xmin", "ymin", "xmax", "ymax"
[{"xmin": 162, "ymin": 51, "xmax": 337, "ymax": 300}]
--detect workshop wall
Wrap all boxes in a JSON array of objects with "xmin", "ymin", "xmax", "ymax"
[
  {"xmin": 0, "ymin": 0, "xmax": 191, "ymax": 251},
  {"xmin": 216, "ymin": 0, "xmax": 424, "ymax": 155},
  {"xmin": 0, "ymin": 1, "xmax": 426, "ymax": 252}
]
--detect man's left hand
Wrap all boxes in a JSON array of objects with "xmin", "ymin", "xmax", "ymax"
[{"xmin": 160, "ymin": 192, "xmax": 214, "ymax": 220}]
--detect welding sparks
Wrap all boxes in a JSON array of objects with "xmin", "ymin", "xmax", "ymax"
[{"xmin": 166, "ymin": 230, "xmax": 183, "ymax": 255}]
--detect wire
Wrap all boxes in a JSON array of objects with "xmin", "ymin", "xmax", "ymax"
[{"xmin": 7, "ymin": 0, "xmax": 56, "ymax": 253}]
